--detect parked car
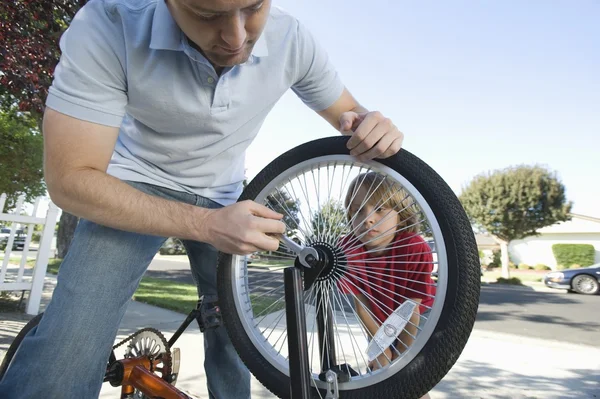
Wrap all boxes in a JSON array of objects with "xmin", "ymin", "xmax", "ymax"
[
  {"xmin": 0, "ymin": 227, "xmax": 11, "ymax": 240},
  {"xmin": 543, "ymin": 264, "xmax": 600, "ymax": 295},
  {"xmin": 0, "ymin": 229, "xmax": 26, "ymax": 251}
]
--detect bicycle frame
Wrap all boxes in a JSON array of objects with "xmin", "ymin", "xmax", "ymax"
[{"xmin": 117, "ymin": 357, "xmax": 191, "ymax": 399}]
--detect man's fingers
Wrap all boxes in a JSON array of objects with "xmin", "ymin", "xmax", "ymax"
[
  {"xmin": 247, "ymin": 200, "xmax": 284, "ymax": 220},
  {"xmin": 350, "ymin": 120, "xmax": 388, "ymax": 157},
  {"xmin": 347, "ymin": 112, "xmax": 382, "ymax": 150}
]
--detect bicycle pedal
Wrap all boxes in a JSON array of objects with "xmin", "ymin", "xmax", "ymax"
[{"xmin": 167, "ymin": 347, "xmax": 181, "ymax": 385}]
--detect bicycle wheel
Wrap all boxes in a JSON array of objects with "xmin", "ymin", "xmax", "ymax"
[
  {"xmin": 217, "ymin": 136, "xmax": 480, "ymax": 398},
  {"xmin": 0, "ymin": 312, "xmax": 44, "ymax": 380}
]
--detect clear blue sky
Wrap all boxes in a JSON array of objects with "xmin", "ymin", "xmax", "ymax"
[{"xmin": 246, "ymin": 0, "xmax": 600, "ymax": 217}]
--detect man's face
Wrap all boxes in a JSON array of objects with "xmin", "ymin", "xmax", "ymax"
[{"xmin": 167, "ymin": 0, "xmax": 271, "ymax": 70}]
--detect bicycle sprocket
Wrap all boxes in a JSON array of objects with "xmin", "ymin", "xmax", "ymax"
[{"xmin": 120, "ymin": 328, "xmax": 173, "ymax": 399}]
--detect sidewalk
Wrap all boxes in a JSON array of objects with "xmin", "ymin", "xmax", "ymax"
[{"xmin": 2, "ymin": 273, "xmax": 599, "ymax": 399}]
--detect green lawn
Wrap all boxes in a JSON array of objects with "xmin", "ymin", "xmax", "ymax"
[
  {"xmin": 250, "ymin": 258, "xmax": 295, "ymax": 268},
  {"xmin": 482, "ymin": 269, "xmax": 546, "ymax": 284},
  {"xmin": 133, "ymin": 277, "xmax": 199, "ymax": 314},
  {"xmin": 0, "ymin": 255, "xmax": 36, "ymax": 268},
  {"xmin": 41, "ymin": 259, "xmax": 284, "ymax": 316}
]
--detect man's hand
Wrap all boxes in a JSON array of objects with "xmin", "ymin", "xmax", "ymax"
[
  {"xmin": 201, "ymin": 200, "xmax": 286, "ymax": 255},
  {"xmin": 339, "ymin": 111, "xmax": 404, "ymax": 161}
]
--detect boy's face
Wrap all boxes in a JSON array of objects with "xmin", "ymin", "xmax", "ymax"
[
  {"xmin": 348, "ymin": 187, "xmax": 400, "ymax": 252},
  {"xmin": 167, "ymin": 0, "xmax": 271, "ymax": 71}
]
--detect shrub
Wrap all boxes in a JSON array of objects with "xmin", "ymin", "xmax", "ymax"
[
  {"xmin": 534, "ymin": 264, "xmax": 551, "ymax": 271},
  {"xmin": 518, "ymin": 263, "xmax": 531, "ymax": 270},
  {"xmin": 570, "ymin": 264, "xmax": 582, "ymax": 269},
  {"xmin": 552, "ymin": 244, "xmax": 595, "ymax": 268},
  {"xmin": 509, "ymin": 261, "xmax": 516, "ymax": 269},
  {"xmin": 488, "ymin": 250, "xmax": 501, "ymax": 268},
  {"xmin": 159, "ymin": 238, "xmax": 187, "ymax": 255},
  {"xmin": 497, "ymin": 277, "xmax": 523, "ymax": 285}
]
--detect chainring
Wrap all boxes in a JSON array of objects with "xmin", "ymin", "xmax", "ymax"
[{"xmin": 120, "ymin": 328, "xmax": 173, "ymax": 399}]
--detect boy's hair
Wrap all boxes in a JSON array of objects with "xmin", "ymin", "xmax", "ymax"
[{"xmin": 344, "ymin": 172, "xmax": 420, "ymax": 234}]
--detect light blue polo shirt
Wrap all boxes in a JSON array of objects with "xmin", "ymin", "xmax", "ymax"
[{"xmin": 46, "ymin": 0, "xmax": 344, "ymax": 205}]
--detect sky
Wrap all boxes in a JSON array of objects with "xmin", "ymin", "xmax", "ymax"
[{"xmin": 245, "ymin": 0, "xmax": 600, "ymax": 217}]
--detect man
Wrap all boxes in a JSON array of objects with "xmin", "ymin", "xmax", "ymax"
[{"xmin": 0, "ymin": 0, "xmax": 403, "ymax": 397}]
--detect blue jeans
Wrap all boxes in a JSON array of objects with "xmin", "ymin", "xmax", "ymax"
[{"xmin": 0, "ymin": 182, "xmax": 250, "ymax": 399}]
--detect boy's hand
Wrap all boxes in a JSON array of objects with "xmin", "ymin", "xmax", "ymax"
[
  {"xmin": 368, "ymin": 348, "xmax": 392, "ymax": 371},
  {"xmin": 201, "ymin": 200, "xmax": 286, "ymax": 255},
  {"xmin": 339, "ymin": 111, "xmax": 403, "ymax": 161}
]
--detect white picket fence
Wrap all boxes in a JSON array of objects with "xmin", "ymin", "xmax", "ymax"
[{"xmin": 0, "ymin": 193, "xmax": 59, "ymax": 315}]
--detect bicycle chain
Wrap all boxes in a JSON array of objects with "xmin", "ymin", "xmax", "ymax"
[{"xmin": 111, "ymin": 327, "xmax": 173, "ymax": 377}]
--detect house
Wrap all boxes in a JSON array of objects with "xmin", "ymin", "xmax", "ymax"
[{"xmin": 508, "ymin": 214, "xmax": 600, "ymax": 270}]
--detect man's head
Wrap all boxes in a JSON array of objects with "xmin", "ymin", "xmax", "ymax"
[{"xmin": 166, "ymin": 0, "xmax": 271, "ymax": 70}]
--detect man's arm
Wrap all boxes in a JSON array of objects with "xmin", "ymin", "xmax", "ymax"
[
  {"xmin": 43, "ymin": 108, "xmax": 284, "ymax": 254},
  {"xmin": 316, "ymin": 88, "xmax": 367, "ymax": 128}
]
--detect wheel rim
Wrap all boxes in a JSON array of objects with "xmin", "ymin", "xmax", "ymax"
[
  {"xmin": 228, "ymin": 156, "xmax": 448, "ymax": 391},
  {"xmin": 575, "ymin": 276, "xmax": 597, "ymax": 294}
]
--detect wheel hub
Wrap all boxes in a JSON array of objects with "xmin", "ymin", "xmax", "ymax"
[{"xmin": 300, "ymin": 241, "xmax": 347, "ymax": 290}]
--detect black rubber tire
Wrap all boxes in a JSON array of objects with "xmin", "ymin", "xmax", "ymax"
[
  {"xmin": 0, "ymin": 312, "xmax": 44, "ymax": 380},
  {"xmin": 571, "ymin": 274, "xmax": 599, "ymax": 295},
  {"xmin": 217, "ymin": 136, "xmax": 481, "ymax": 398}
]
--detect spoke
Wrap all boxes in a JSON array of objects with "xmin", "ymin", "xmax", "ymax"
[
  {"xmin": 341, "ymin": 216, "xmax": 429, "ymax": 255},
  {"xmin": 343, "ymin": 264, "xmax": 436, "ymax": 304},
  {"xmin": 311, "ymin": 167, "xmax": 324, "ymax": 242},
  {"xmin": 340, "ymin": 272, "xmax": 423, "ymax": 335},
  {"xmin": 265, "ymin": 193, "xmax": 307, "ymax": 240},
  {"xmin": 336, "ymin": 275, "xmax": 396, "ymax": 367},
  {"xmin": 284, "ymin": 178, "xmax": 314, "ymax": 241},
  {"xmin": 259, "ymin": 304, "xmax": 287, "ymax": 338},
  {"xmin": 326, "ymin": 280, "xmax": 350, "ymax": 372},
  {"xmin": 329, "ymin": 280, "xmax": 371, "ymax": 375}
]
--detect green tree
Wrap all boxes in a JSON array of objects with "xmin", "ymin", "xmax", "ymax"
[
  {"xmin": 265, "ymin": 190, "xmax": 300, "ymax": 237},
  {"xmin": 309, "ymin": 200, "xmax": 348, "ymax": 243},
  {"xmin": 1, "ymin": 0, "xmax": 88, "ymax": 257},
  {"xmin": 0, "ymin": 112, "xmax": 45, "ymax": 210},
  {"xmin": 459, "ymin": 165, "xmax": 572, "ymax": 278}
]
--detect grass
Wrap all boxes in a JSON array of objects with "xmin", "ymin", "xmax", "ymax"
[
  {"xmin": 250, "ymin": 258, "xmax": 295, "ymax": 268},
  {"xmin": 39, "ymin": 258, "xmax": 285, "ymax": 316},
  {"xmin": 251, "ymin": 294, "xmax": 286, "ymax": 316},
  {"xmin": 0, "ymin": 255, "xmax": 36, "ymax": 268},
  {"xmin": 482, "ymin": 269, "xmax": 545, "ymax": 284},
  {"xmin": 133, "ymin": 277, "xmax": 198, "ymax": 314}
]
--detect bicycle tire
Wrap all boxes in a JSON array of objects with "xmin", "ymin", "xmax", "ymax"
[{"xmin": 217, "ymin": 136, "xmax": 480, "ymax": 398}]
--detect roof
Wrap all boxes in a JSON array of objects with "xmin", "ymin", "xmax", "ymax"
[
  {"xmin": 476, "ymin": 234, "xmax": 500, "ymax": 247},
  {"xmin": 537, "ymin": 213, "xmax": 600, "ymax": 234}
]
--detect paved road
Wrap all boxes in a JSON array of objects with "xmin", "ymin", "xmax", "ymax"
[
  {"xmin": 475, "ymin": 283, "xmax": 599, "ymax": 347},
  {"xmin": 145, "ymin": 258, "xmax": 600, "ymax": 347}
]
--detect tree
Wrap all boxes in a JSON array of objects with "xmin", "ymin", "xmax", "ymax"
[
  {"xmin": 1, "ymin": 0, "xmax": 86, "ymax": 120},
  {"xmin": 309, "ymin": 200, "xmax": 348, "ymax": 244},
  {"xmin": 0, "ymin": 111, "xmax": 45, "ymax": 210},
  {"xmin": 1, "ymin": 0, "xmax": 87, "ymax": 257},
  {"xmin": 459, "ymin": 165, "xmax": 572, "ymax": 278},
  {"xmin": 265, "ymin": 190, "xmax": 300, "ymax": 237}
]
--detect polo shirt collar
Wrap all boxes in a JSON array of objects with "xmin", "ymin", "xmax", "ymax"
[
  {"xmin": 150, "ymin": 0, "xmax": 181, "ymax": 51},
  {"xmin": 150, "ymin": 0, "xmax": 269, "ymax": 58}
]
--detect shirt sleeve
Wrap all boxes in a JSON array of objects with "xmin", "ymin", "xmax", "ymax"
[
  {"xmin": 291, "ymin": 20, "xmax": 344, "ymax": 112},
  {"xmin": 45, "ymin": 0, "xmax": 128, "ymax": 127}
]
